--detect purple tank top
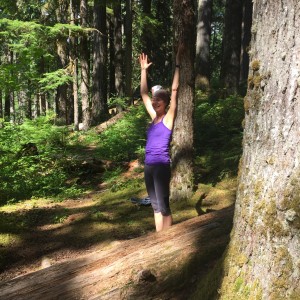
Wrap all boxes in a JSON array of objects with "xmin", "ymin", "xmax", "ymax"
[{"xmin": 145, "ymin": 119, "xmax": 172, "ymax": 165}]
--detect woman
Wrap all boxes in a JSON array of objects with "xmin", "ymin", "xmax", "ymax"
[{"xmin": 139, "ymin": 46, "xmax": 181, "ymax": 232}]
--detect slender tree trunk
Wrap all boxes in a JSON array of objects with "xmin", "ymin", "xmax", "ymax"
[
  {"xmin": 108, "ymin": 14, "xmax": 115, "ymax": 98},
  {"xmin": 0, "ymin": 57, "xmax": 2, "ymax": 119},
  {"xmin": 170, "ymin": 0, "xmax": 196, "ymax": 202},
  {"xmin": 195, "ymin": 0, "xmax": 212, "ymax": 91},
  {"xmin": 56, "ymin": 1, "xmax": 69, "ymax": 124},
  {"xmin": 18, "ymin": 90, "xmax": 27, "ymax": 122},
  {"xmin": 219, "ymin": 1, "xmax": 300, "ymax": 298},
  {"xmin": 219, "ymin": 0, "xmax": 243, "ymax": 96},
  {"xmin": 141, "ymin": 0, "xmax": 152, "ymax": 53},
  {"xmin": 38, "ymin": 55, "xmax": 46, "ymax": 116},
  {"xmin": 239, "ymin": 0, "xmax": 253, "ymax": 94},
  {"xmin": 26, "ymin": 80, "xmax": 32, "ymax": 120},
  {"xmin": 80, "ymin": 0, "xmax": 91, "ymax": 130},
  {"xmin": 4, "ymin": 91, "xmax": 10, "ymax": 122},
  {"xmin": 70, "ymin": 0, "xmax": 79, "ymax": 131},
  {"xmin": 113, "ymin": 1, "xmax": 124, "ymax": 100},
  {"xmin": 91, "ymin": 0, "xmax": 108, "ymax": 125},
  {"xmin": 124, "ymin": 0, "xmax": 132, "ymax": 99},
  {"xmin": 0, "ymin": 90, "xmax": 2, "ymax": 119},
  {"xmin": 154, "ymin": 0, "xmax": 173, "ymax": 86},
  {"xmin": 4, "ymin": 95, "xmax": 9, "ymax": 122}
]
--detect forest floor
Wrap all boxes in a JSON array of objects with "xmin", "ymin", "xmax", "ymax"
[{"xmin": 0, "ymin": 148, "xmax": 237, "ymax": 294}]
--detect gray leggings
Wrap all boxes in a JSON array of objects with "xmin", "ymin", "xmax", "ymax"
[{"xmin": 144, "ymin": 164, "xmax": 171, "ymax": 216}]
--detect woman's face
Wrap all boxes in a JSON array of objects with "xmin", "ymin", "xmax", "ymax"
[{"xmin": 151, "ymin": 97, "xmax": 167, "ymax": 114}]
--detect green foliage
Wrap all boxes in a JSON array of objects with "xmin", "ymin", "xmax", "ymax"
[
  {"xmin": 0, "ymin": 115, "xmax": 82, "ymax": 204},
  {"xmin": 108, "ymin": 96, "xmax": 131, "ymax": 110},
  {"xmin": 194, "ymin": 92, "xmax": 244, "ymax": 182},
  {"xmin": 39, "ymin": 69, "xmax": 73, "ymax": 91},
  {"xmin": 96, "ymin": 105, "xmax": 148, "ymax": 162}
]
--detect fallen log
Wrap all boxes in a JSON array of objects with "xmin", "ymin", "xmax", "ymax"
[{"xmin": 0, "ymin": 206, "xmax": 234, "ymax": 300}]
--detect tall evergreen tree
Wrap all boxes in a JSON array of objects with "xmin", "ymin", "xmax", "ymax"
[
  {"xmin": 219, "ymin": 1, "xmax": 300, "ymax": 298},
  {"xmin": 113, "ymin": 0, "xmax": 124, "ymax": 100},
  {"xmin": 91, "ymin": 0, "xmax": 108, "ymax": 125},
  {"xmin": 195, "ymin": 0, "xmax": 212, "ymax": 91},
  {"xmin": 80, "ymin": 0, "xmax": 91, "ymax": 129},
  {"xmin": 55, "ymin": 0, "xmax": 70, "ymax": 123},
  {"xmin": 124, "ymin": 0, "xmax": 132, "ymax": 98},
  {"xmin": 170, "ymin": 0, "xmax": 196, "ymax": 201},
  {"xmin": 219, "ymin": 0, "xmax": 243, "ymax": 95},
  {"xmin": 70, "ymin": 0, "xmax": 80, "ymax": 131},
  {"xmin": 239, "ymin": 0, "xmax": 253, "ymax": 93}
]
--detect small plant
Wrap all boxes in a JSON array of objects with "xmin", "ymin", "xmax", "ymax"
[{"xmin": 53, "ymin": 212, "xmax": 69, "ymax": 224}]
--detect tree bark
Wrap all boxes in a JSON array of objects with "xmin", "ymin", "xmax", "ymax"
[
  {"xmin": 113, "ymin": 1, "xmax": 124, "ymax": 100},
  {"xmin": 219, "ymin": 1, "xmax": 300, "ymax": 298},
  {"xmin": 170, "ymin": 0, "xmax": 196, "ymax": 202},
  {"xmin": 124, "ymin": 0, "xmax": 132, "ymax": 99},
  {"xmin": 4, "ymin": 91, "xmax": 10, "ymax": 121},
  {"xmin": 219, "ymin": 0, "xmax": 243, "ymax": 96},
  {"xmin": 141, "ymin": 0, "xmax": 152, "ymax": 53},
  {"xmin": 0, "ymin": 207, "xmax": 234, "ymax": 300},
  {"xmin": 55, "ymin": 1, "xmax": 69, "ymax": 124},
  {"xmin": 195, "ymin": 0, "xmax": 212, "ymax": 91},
  {"xmin": 0, "ymin": 90, "xmax": 2, "ymax": 119},
  {"xmin": 70, "ymin": 0, "xmax": 79, "ymax": 131},
  {"xmin": 108, "ymin": 13, "xmax": 115, "ymax": 98},
  {"xmin": 239, "ymin": 0, "xmax": 253, "ymax": 94},
  {"xmin": 91, "ymin": 0, "xmax": 108, "ymax": 125},
  {"xmin": 80, "ymin": 0, "xmax": 91, "ymax": 130}
]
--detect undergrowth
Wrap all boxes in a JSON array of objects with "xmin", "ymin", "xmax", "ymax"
[{"xmin": 0, "ymin": 93, "xmax": 244, "ymax": 204}]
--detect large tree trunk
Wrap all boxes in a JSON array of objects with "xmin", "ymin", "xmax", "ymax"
[
  {"xmin": 0, "ymin": 207, "xmax": 233, "ymax": 300},
  {"xmin": 70, "ymin": 0, "xmax": 79, "ymax": 131},
  {"xmin": 239, "ymin": 0, "xmax": 253, "ymax": 94},
  {"xmin": 108, "ymin": 13, "xmax": 115, "ymax": 98},
  {"xmin": 124, "ymin": 0, "xmax": 132, "ymax": 99},
  {"xmin": 170, "ymin": 0, "xmax": 196, "ymax": 202},
  {"xmin": 219, "ymin": 1, "xmax": 300, "ymax": 298},
  {"xmin": 195, "ymin": 0, "xmax": 212, "ymax": 91},
  {"xmin": 80, "ymin": 0, "xmax": 91, "ymax": 130},
  {"xmin": 113, "ymin": 1, "xmax": 124, "ymax": 100},
  {"xmin": 55, "ymin": 1, "xmax": 69, "ymax": 124},
  {"xmin": 91, "ymin": 0, "xmax": 108, "ymax": 125},
  {"xmin": 141, "ymin": 0, "xmax": 152, "ymax": 53},
  {"xmin": 219, "ymin": 0, "xmax": 243, "ymax": 96}
]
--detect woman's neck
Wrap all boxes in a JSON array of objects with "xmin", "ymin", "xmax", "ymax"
[{"xmin": 154, "ymin": 113, "xmax": 165, "ymax": 124}]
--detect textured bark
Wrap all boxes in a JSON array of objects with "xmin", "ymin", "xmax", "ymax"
[
  {"xmin": 141, "ymin": 0, "xmax": 152, "ymax": 53},
  {"xmin": 108, "ymin": 15, "xmax": 115, "ymax": 98},
  {"xmin": 4, "ymin": 91, "xmax": 10, "ymax": 121},
  {"xmin": 124, "ymin": 0, "xmax": 132, "ymax": 98},
  {"xmin": 113, "ymin": 1, "xmax": 124, "ymax": 99},
  {"xmin": 55, "ymin": 1, "xmax": 69, "ymax": 124},
  {"xmin": 171, "ymin": 0, "xmax": 196, "ymax": 201},
  {"xmin": 70, "ymin": 0, "xmax": 79, "ymax": 131},
  {"xmin": 0, "ymin": 90, "xmax": 2, "ymax": 118},
  {"xmin": 39, "ymin": 56, "xmax": 47, "ymax": 116},
  {"xmin": 91, "ymin": 0, "xmax": 108, "ymax": 125},
  {"xmin": 80, "ymin": 0, "xmax": 91, "ymax": 130},
  {"xmin": 195, "ymin": 0, "xmax": 212, "ymax": 91},
  {"xmin": 219, "ymin": 0, "xmax": 243, "ymax": 95},
  {"xmin": 0, "ymin": 207, "xmax": 233, "ymax": 300},
  {"xmin": 239, "ymin": 0, "xmax": 253, "ymax": 90},
  {"xmin": 220, "ymin": 1, "xmax": 300, "ymax": 299}
]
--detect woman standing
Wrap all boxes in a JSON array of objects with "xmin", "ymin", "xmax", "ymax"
[{"xmin": 139, "ymin": 46, "xmax": 181, "ymax": 232}]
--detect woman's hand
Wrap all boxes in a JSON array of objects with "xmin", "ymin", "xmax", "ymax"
[{"xmin": 139, "ymin": 53, "xmax": 152, "ymax": 70}]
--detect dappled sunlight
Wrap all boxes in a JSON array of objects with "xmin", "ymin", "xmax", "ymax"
[{"xmin": 0, "ymin": 233, "xmax": 22, "ymax": 247}]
